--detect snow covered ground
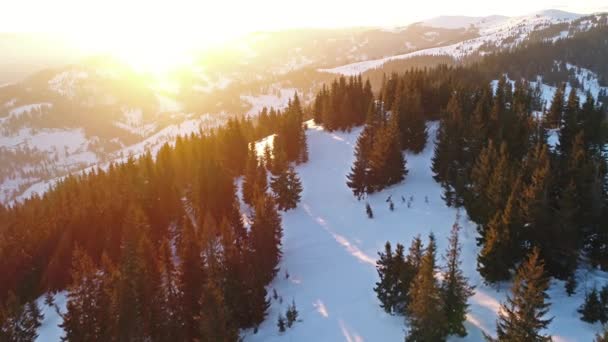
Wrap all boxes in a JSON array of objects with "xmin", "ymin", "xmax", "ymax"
[{"xmin": 244, "ymin": 121, "xmax": 607, "ymax": 341}]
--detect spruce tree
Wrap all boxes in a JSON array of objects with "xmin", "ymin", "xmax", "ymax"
[
  {"xmin": 366, "ymin": 202, "xmax": 374, "ymax": 218},
  {"xmin": 242, "ymin": 144, "xmax": 258, "ymax": 206},
  {"xmin": 0, "ymin": 293, "xmax": 43, "ymax": 342},
  {"xmin": 546, "ymin": 84, "xmax": 565, "ymax": 128},
  {"xmin": 286, "ymin": 300, "xmax": 299, "ymax": 327},
  {"xmin": 368, "ymin": 109, "xmax": 407, "ymax": 192},
  {"xmin": 249, "ymin": 194, "xmax": 283, "ymax": 284},
  {"xmin": 579, "ymin": 288, "xmax": 603, "ymax": 323},
  {"xmin": 406, "ymin": 236, "xmax": 446, "ymax": 342},
  {"xmin": 374, "ymin": 242, "xmax": 397, "ymax": 313},
  {"xmin": 271, "ymin": 163, "xmax": 303, "ymax": 211},
  {"xmin": 347, "ymin": 128, "xmax": 372, "ymax": 200},
  {"xmin": 488, "ymin": 248, "xmax": 553, "ymax": 342},
  {"xmin": 277, "ymin": 313, "xmax": 286, "ymax": 332},
  {"xmin": 441, "ymin": 220, "xmax": 475, "ymax": 337}
]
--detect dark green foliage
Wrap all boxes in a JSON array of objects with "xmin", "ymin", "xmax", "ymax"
[
  {"xmin": 406, "ymin": 235, "xmax": 446, "ymax": 342},
  {"xmin": 0, "ymin": 293, "xmax": 43, "ymax": 342},
  {"xmin": 441, "ymin": 220, "xmax": 475, "ymax": 337},
  {"xmin": 286, "ymin": 300, "xmax": 299, "ymax": 327},
  {"xmin": 271, "ymin": 163, "xmax": 303, "ymax": 211},
  {"xmin": 579, "ymin": 288, "xmax": 605, "ymax": 323},
  {"xmin": 366, "ymin": 202, "xmax": 374, "ymax": 218},
  {"xmin": 488, "ymin": 248, "xmax": 553, "ymax": 342},
  {"xmin": 277, "ymin": 314, "xmax": 286, "ymax": 332}
]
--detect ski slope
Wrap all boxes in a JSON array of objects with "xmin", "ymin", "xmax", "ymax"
[{"xmin": 245, "ymin": 121, "xmax": 607, "ymax": 341}]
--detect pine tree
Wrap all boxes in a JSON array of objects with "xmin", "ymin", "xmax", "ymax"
[
  {"xmin": 477, "ymin": 210, "xmax": 513, "ymax": 283},
  {"xmin": 406, "ymin": 235, "xmax": 446, "ymax": 341},
  {"xmin": 0, "ymin": 293, "xmax": 43, "ymax": 342},
  {"xmin": 406, "ymin": 235, "xmax": 424, "ymax": 272},
  {"xmin": 277, "ymin": 313, "xmax": 286, "ymax": 332},
  {"xmin": 558, "ymin": 88, "xmax": 581, "ymax": 159},
  {"xmin": 242, "ymin": 144, "xmax": 259, "ymax": 206},
  {"xmin": 368, "ymin": 109, "xmax": 407, "ymax": 192},
  {"xmin": 579, "ymin": 287, "xmax": 603, "ymax": 323},
  {"xmin": 394, "ymin": 243, "xmax": 416, "ymax": 314},
  {"xmin": 441, "ymin": 220, "xmax": 475, "ymax": 337},
  {"xmin": 564, "ymin": 274, "xmax": 577, "ymax": 296},
  {"xmin": 374, "ymin": 242, "xmax": 397, "ymax": 313},
  {"xmin": 271, "ymin": 163, "xmax": 303, "ymax": 211},
  {"xmin": 249, "ymin": 194, "xmax": 283, "ymax": 284},
  {"xmin": 298, "ymin": 123, "xmax": 309, "ymax": 164},
  {"xmin": 199, "ymin": 277, "xmax": 238, "ymax": 341},
  {"xmin": 347, "ymin": 128, "xmax": 373, "ymax": 200},
  {"xmin": 286, "ymin": 300, "xmax": 299, "ymax": 327},
  {"xmin": 546, "ymin": 83, "xmax": 565, "ymax": 128},
  {"xmin": 488, "ymin": 248, "xmax": 553, "ymax": 342},
  {"xmin": 176, "ymin": 218, "xmax": 205, "ymax": 341}
]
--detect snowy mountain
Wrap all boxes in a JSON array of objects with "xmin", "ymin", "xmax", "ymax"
[
  {"xmin": 320, "ymin": 10, "xmax": 596, "ymax": 76},
  {"xmin": 1, "ymin": 9, "xmax": 606, "ymax": 204}
]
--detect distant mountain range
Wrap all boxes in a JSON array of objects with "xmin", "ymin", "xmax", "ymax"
[{"xmin": 0, "ymin": 9, "xmax": 606, "ymax": 203}]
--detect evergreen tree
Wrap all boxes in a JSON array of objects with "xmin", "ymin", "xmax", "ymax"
[
  {"xmin": 488, "ymin": 248, "xmax": 553, "ymax": 342},
  {"xmin": 271, "ymin": 162, "xmax": 303, "ymax": 211},
  {"xmin": 0, "ymin": 293, "xmax": 43, "ymax": 342},
  {"xmin": 277, "ymin": 313, "xmax": 286, "ymax": 332},
  {"xmin": 579, "ymin": 288, "xmax": 604, "ymax": 323},
  {"xmin": 347, "ymin": 127, "xmax": 372, "ymax": 200},
  {"xmin": 249, "ymin": 194, "xmax": 283, "ymax": 284},
  {"xmin": 242, "ymin": 144, "xmax": 259, "ymax": 206},
  {"xmin": 286, "ymin": 299, "xmax": 299, "ymax": 327},
  {"xmin": 374, "ymin": 242, "xmax": 397, "ymax": 313},
  {"xmin": 558, "ymin": 88, "xmax": 581, "ymax": 159},
  {"xmin": 406, "ymin": 235, "xmax": 424, "ymax": 273},
  {"xmin": 406, "ymin": 236, "xmax": 446, "ymax": 342},
  {"xmin": 368, "ymin": 109, "xmax": 407, "ymax": 192},
  {"xmin": 546, "ymin": 83, "xmax": 565, "ymax": 128},
  {"xmin": 441, "ymin": 220, "xmax": 475, "ymax": 337},
  {"xmin": 366, "ymin": 202, "xmax": 374, "ymax": 218}
]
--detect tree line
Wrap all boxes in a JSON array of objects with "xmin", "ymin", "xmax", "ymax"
[{"xmin": 0, "ymin": 95, "xmax": 309, "ymax": 341}]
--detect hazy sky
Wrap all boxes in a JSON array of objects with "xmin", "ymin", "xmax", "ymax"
[
  {"xmin": 2, "ymin": 0, "xmax": 606, "ymax": 68},
  {"xmin": 4, "ymin": 0, "xmax": 607, "ymax": 36}
]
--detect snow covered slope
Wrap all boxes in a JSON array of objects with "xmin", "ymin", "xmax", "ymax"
[
  {"xmin": 244, "ymin": 121, "xmax": 607, "ymax": 341},
  {"xmin": 320, "ymin": 10, "xmax": 583, "ymax": 76}
]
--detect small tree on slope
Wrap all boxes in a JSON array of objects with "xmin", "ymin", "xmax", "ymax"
[{"xmin": 487, "ymin": 247, "xmax": 553, "ymax": 342}]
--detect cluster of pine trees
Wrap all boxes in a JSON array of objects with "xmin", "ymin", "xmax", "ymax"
[
  {"xmin": 312, "ymin": 75, "xmax": 373, "ymax": 131},
  {"xmin": 341, "ymin": 72, "xmax": 438, "ymax": 199},
  {"xmin": 374, "ymin": 222, "xmax": 474, "ymax": 341},
  {"xmin": 0, "ymin": 95, "xmax": 309, "ymax": 340},
  {"xmin": 579, "ymin": 284, "xmax": 608, "ymax": 324},
  {"xmin": 431, "ymin": 75, "xmax": 608, "ymax": 286}
]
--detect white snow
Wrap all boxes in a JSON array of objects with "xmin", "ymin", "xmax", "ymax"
[
  {"xmin": 244, "ymin": 121, "xmax": 606, "ymax": 341},
  {"xmin": 35, "ymin": 292, "xmax": 67, "ymax": 342},
  {"xmin": 48, "ymin": 70, "xmax": 89, "ymax": 98},
  {"xmin": 114, "ymin": 107, "xmax": 156, "ymax": 137},
  {"xmin": 241, "ymin": 88, "xmax": 297, "ymax": 117}
]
